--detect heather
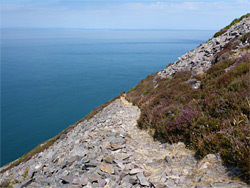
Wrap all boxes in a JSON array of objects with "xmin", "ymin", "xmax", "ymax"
[{"xmin": 127, "ymin": 47, "xmax": 250, "ymax": 182}]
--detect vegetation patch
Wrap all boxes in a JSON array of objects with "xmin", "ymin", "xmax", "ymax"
[
  {"xmin": 127, "ymin": 49, "xmax": 250, "ymax": 183},
  {"xmin": 0, "ymin": 179, "xmax": 20, "ymax": 188},
  {"xmin": 240, "ymin": 32, "xmax": 250, "ymax": 43},
  {"xmin": 23, "ymin": 168, "xmax": 29, "ymax": 180}
]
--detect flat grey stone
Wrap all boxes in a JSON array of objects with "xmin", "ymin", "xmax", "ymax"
[
  {"xmin": 103, "ymin": 155, "xmax": 114, "ymax": 164},
  {"xmin": 86, "ymin": 160, "xmax": 100, "ymax": 168},
  {"xmin": 129, "ymin": 168, "xmax": 143, "ymax": 175},
  {"xmin": 60, "ymin": 176, "xmax": 74, "ymax": 184},
  {"xmin": 195, "ymin": 185, "xmax": 210, "ymax": 188},
  {"xmin": 89, "ymin": 173, "xmax": 102, "ymax": 183},
  {"xmin": 211, "ymin": 182, "xmax": 247, "ymax": 188},
  {"xmin": 13, "ymin": 178, "xmax": 33, "ymax": 188},
  {"xmin": 62, "ymin": 185, "xmax": 82, "ymax": 188},
  {"xmin": 72, "ymin": 176, "xmax": 88, "ymax": 186},
  {"xmin": 121, "ymin": 182, "xmax": 132, "ymax": 188},
  {"xmin": 71, "ymin": 147, "xmax": 89, "ymax": 157},
  {"xmin": 114, "ymin": 153, "xmax": 130, "ymax": 161},
  {"xmin": 166, "ymin": 179, "xmax": 175, "ymax": 187},
  {"xmin": 137, "ymin": 172, "xmax": 149, "ymax": 186},
  {"xmin": 97, "ymin": 179, "xmax": 107, "ymax": 187}
]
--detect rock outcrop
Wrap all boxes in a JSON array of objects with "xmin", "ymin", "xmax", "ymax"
[
  {"xmin": 0, "ymin": 97, "xmax": 248, "ymax": 187},
  {"xmin": 158, "ymin": 16, "xmax": 250, "ymax": 78}
]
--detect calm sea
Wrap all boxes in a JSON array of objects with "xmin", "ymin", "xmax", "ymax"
[{"xmin": 1, "ymin": 29, "xmax": 215, "ymax": 166}]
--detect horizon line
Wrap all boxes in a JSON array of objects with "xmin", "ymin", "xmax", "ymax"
[{"xmin": 1, "ymin": 27, "xmax": 217, "ymax": 31}]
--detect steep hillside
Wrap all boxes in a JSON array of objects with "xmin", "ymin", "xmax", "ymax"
[
  {"xmin": 1, "ymin": 97, "xmax": 249, "ymax": 188},
  {"xmin": 0, "ymin": 14, "xmax": 249, "ymax": 188},
  {"xmin": 127, "ymin": 14, "xmax": 250, "ymax": 183}
]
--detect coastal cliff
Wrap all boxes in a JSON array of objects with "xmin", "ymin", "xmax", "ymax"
[{"xmin": 1, "ymin": 14, "xmax": 249, "ymax": 188}]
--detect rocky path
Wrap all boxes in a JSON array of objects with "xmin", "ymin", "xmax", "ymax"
[{"xmin": 1, "ymin": 97, "xmax": 249, "ymax": 188}]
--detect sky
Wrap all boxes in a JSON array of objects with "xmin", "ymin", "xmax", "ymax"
[{"xmin": 1, "ymin": 0, "xmax": 250, "ymax": 30}]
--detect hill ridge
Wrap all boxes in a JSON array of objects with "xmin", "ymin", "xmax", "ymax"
[{"xmin": 158, "ymin": 15, "xmax": 250, "ymax": 78}]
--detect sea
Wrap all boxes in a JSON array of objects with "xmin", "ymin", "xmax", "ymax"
[{"xmin": 1, "ymin": 29, "xmax": 215, "ymax": 166}]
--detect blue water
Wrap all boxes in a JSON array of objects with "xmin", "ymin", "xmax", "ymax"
[{"xmin": 1, "ymin": 29, "xmax": 215, "ymax": 166}]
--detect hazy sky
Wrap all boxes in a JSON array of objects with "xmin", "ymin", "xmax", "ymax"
[{"xmin": 1, "ymin": 0, "xmax": 250, "ymax": 29}]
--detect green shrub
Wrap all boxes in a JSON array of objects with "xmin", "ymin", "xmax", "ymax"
[
  {"xmin": 23, "ymin": 168, "xmax": 29, "ymax": 180},
  {"xmin": 214, "ymin": 29, "xmax": 227, "ymax": 38}
]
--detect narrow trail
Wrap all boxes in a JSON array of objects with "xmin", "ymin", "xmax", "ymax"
[{"xmin": 0, "ymin": 97, "xmax": 248, "ymax": 188}]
